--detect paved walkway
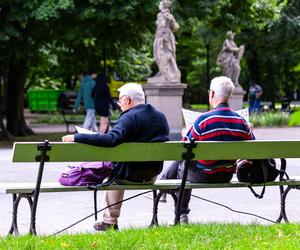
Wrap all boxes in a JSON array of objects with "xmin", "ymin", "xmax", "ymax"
[{"xmin": 1, "ymin": 126, "xmax": 300, "ymax": 236}]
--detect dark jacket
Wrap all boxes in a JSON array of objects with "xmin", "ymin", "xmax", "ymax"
[
  {"xmin": 92, "ymin": 75, "xmax": 114, "ymax": 116},
  {"xmin": 75, "ymin": 104, "xmax": 169, "ymax": 181},
  {"xmin": 73, "ymin": 75, "xmax": 95, "ymax": 110}
]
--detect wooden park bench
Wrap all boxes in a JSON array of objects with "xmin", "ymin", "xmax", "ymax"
[{"xmin": 1, "ymin": 140, "xmax": 300, "ymax": 235}]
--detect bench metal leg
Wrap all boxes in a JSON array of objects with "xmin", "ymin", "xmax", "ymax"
[
  {"xmin": 150, "ymin": 190, "xmax": 159, "ymax": 226},
  {"xmin": 277, "ymin": 185, "xmax": 300, "ymax": 223},
  {"xmin": 8, "ymin": 193, "xmax": 33, "ymax": 236},
  {"xmin": 276, "ymin": 185, "xmax": 286, "ymax": 223},
  {"xmin": 174, "ymin": 140, "xmax": 196, "ymax": 225},
  {"xmin": 174, "ymin": 161, "xmax": 190, "ymax": 225},
  {"xmin": 150, "ymin": 190, "xmax": 178, "ymax": 227},
  {"xmin": 28, "ymin": 140, "xmax": 51, "ymax": 235}
]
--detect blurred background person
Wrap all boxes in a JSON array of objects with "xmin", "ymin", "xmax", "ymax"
[
  {"xmin": 92, "ymin": 71, "xmax": 116, "ymax": 134},
  {"xmin": 248, "ymin": 80, "xmax": 263, "ymax": 113},
  {"xmin": 73, "ymin": 69, "xmax": 98, "ymax": 132}
]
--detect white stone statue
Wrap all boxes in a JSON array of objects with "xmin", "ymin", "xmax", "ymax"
[
  {"xmin": 148, "ymin": 0, "xmax": 181, "ymax": 84},
  {"xmin": 217, "ymin": 31, "xmax": 244, "ymax": 87}
]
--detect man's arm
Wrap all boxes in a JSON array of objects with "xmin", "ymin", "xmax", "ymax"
[{"xmin": 62, "ymin": 116, "xmax": 130, "ymax": 147}]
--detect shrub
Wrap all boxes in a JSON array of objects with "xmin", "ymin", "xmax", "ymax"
[
  {"xmin": 250, "ymin": 112, "xmax": 290, "ymax": 127},
  {"xmin": 288, "ymin": 111, "xmax": 300, "ymax": 126}
]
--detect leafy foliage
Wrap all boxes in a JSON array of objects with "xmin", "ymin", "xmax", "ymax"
[{"xmin": 250, "ymin": 112, "xmax": 290, "ymax": 127}]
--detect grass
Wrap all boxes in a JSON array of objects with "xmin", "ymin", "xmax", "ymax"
[{"xmin": 0, "ymin": 224, "xmax": 300, "ymax": 249}]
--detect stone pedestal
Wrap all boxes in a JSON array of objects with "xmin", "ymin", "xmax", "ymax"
[
  {"xmin": 144, "ymin": 83, "xmax": 187, "ymax": 140},
  {"xmin": 229, "ymin": 85, "xmax": 246, "ymax": 110}
]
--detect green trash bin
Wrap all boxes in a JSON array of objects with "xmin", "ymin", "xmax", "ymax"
[{"xmin": 27, "ymin": 89, "xmax": 63, "ymax": 112}]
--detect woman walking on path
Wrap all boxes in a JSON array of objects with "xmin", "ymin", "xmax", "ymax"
[{"xmin": 92, "ymin": 74, "xmax": 115, "ymax": 134}]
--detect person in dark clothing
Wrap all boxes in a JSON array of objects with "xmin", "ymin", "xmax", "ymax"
[
  {"xmin": 92, "ymin": 74, "xmax": 114, "ymax": 134},
  {"xmin": 62, "ymin": 83, "xmax": 169, "ymax": 231}
]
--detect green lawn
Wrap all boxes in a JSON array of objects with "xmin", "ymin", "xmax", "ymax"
[{"xmin": 1, "ymin": 224, "xmax": 300, "ymax": 249}]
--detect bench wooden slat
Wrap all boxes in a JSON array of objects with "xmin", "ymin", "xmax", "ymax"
[
  {"xmin": 2, "ymin": 178, "xmax": 300, "ymax": 194},
  {"xmin": 12, "ymin": 142, "xmax": 185, "ymax": 162},
  {"xmin": 13, "ymin": 140, "xmax": 300, "ymax": 163},
  {"xmin": 193, "ymin": 140, "xmax": 300, "ymax": 160}
]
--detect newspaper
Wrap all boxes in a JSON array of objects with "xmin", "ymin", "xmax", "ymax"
[
  {"xmin": 182, "ymin": 108, "xmax": 249, "ymax": 129},
  {"xmin": 75, "ymin": 125, "xmax": 97, "ymax": 134}
]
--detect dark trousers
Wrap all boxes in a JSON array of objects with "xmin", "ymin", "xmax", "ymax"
[{"xmin": 161, "ymin": 160, "xmax": 233, "ymax": 215}]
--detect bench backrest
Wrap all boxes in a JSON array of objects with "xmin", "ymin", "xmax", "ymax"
[
  {"xmin": 192, "ymin": 140, "xmax": 300, "ymax": 160},
  {"xmin": 12, "ymin": 140, "xmax": 300, "ymax": 163}
]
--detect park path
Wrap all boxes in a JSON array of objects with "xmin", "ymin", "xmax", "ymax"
[{"xmin": 0, "ymin": 126, "xmax": 300, "ymax": 236}]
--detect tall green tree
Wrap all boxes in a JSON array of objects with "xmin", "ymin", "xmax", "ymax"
[
  {"xmin": 241, "ymin": 0, "xmax": 300, "ymax": 103},
  {"xmin": 174, "ymin": 0, "xmax": 286, "ymax": 104},
  {"xmin": 0, "ymin": 0, "xmax": 159, "ymax": 138}
]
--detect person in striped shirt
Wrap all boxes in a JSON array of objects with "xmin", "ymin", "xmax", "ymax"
[{"xmin": 162, "ymin": 76, "xmax": 255, "ymax": 223}]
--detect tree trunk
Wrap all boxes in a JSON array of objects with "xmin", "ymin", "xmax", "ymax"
[
  {"xmin": 0, "ymin": 117, "xmax": 13, "ymax": 141},
  {"xmin": 266, "ymin": 61, "xmax": 276, "ymax": 109},
  {"xmin": 0, "ymin": 89, "xmax": 13, "ymax": 141},
  {"xmin": 6, "ymin": 58, "xmax": 34, "ymax": 136}
]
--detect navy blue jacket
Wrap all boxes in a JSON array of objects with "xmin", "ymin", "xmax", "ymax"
[{"xmin": 75, "ymin": 104, "xmax": 169, "ymax": 181}]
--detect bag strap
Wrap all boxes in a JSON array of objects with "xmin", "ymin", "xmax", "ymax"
[
  {"xmin": 248, "ymin": 160, "xmax": 268, "ymax": 199},
  {"xmin": 279, "ymin": 158, "xmax": 289, "ymax": 181},
  {"xmin": 248, "ymin": 159, "xmax": 289, "ymax": 199}
]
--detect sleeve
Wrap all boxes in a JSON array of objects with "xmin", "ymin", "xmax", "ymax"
[
  {"xmin": 183, "ymin": 116, "xmax": 202, "ymax": 142},
  {"xmin": 74, "ymin": 115, "xmax": 132, "ymax": 147}
]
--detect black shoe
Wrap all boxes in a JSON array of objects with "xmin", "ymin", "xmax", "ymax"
[{"xmin": 93, "ymin": 222, "xmax": 119, "ymax": 231}]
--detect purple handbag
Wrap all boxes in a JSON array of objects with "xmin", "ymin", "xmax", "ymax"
[{"xmin": 58, "ymin": 161, "xmax": 114, "ymax": 186}]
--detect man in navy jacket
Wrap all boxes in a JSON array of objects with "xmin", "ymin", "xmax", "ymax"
[{"xmin": 62, "ymin": 83, "xmax": 169, "ymax": 231}]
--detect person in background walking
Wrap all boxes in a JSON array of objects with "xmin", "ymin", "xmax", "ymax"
[
  {"xmin": 73, "ymin": 69, "xmax": 98, "ymax": 132},
  {"xmin": 92, "ymin": 72, "xmax": 115, "ymax": 134},
  {"xmin": 248, "ymin": 80, "xmax": 263, "ymax": 113}
]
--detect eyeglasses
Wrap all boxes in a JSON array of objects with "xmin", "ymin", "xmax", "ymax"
[{"xmin": 117, "ymin": 95, "xmax": 127, "ymax": 105}]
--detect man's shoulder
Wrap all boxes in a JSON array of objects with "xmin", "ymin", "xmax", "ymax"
[{"xmin": 197, "ymin": 107, "xmax": 240, "ymax": 122}]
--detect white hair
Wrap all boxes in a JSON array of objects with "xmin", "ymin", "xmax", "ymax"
[
  {"xmin": 210, "ymin": 76, "xmax": 234, "ymax": 101},
  {"xmin": 118, "ymin": 83, "xmax": 145, "ymax": 103}
]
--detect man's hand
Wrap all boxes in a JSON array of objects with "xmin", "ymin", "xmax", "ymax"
[
  {"xmin": 62, "ymin": 135, "xmax": 75, "ymax": 142},
  {"xmin": 181, "ymin": 128, "xmax": 187, "ymax": 138},
  {"xmin": 248, "ymin": 122, "xmax": 254, "ymax": 132}
]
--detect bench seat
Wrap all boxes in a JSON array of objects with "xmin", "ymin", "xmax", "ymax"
[{"xmin": 2, "ymin": 178, "xmax": 300, "ymax": 194}]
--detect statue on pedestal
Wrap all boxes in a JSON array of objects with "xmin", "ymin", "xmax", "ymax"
[
  {"xmin": 217, "ymin": 31, "xmax": 244, "ymax": 87},
  {"xmin": 148, "ymin": 0, "xmax": 181, "ymax": 84}
]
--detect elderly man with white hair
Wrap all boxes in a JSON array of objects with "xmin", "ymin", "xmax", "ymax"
[
  {"xmin": 162, "ymin": 76, "xmax": 255, "ymax": 224},
  {"xmin": 62, "ymin": 83, "xmax": 169, "ymax": 231}
]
